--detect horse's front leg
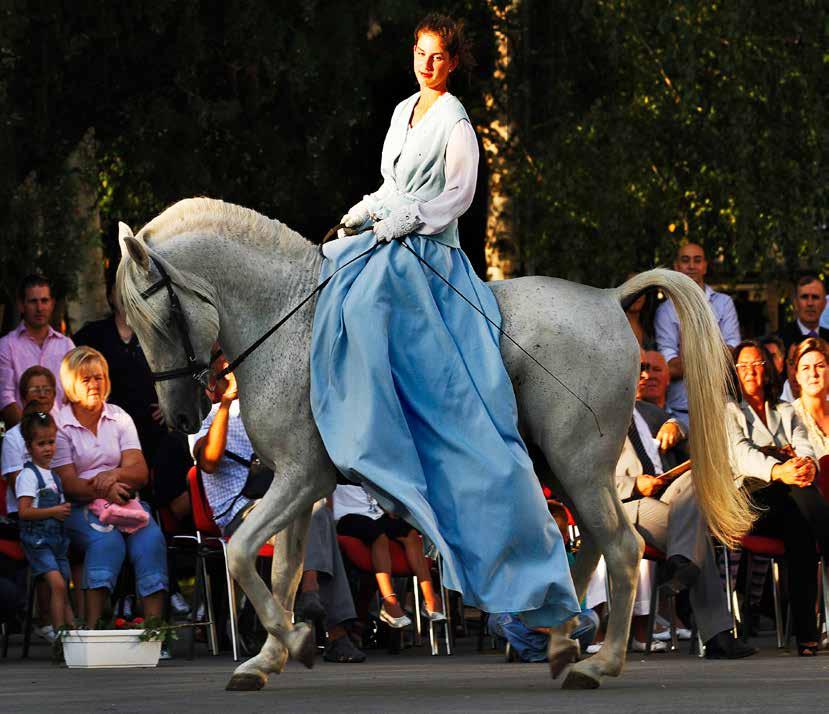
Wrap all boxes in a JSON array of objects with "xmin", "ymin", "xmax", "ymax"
[{"xmin": 225, "ymin": 488, "xmax": 315, "ymax": 691}]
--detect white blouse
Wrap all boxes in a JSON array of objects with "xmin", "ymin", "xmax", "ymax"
[{"xmin": 366, "ymin": 119, "xmax": 479, "ymax": 236}]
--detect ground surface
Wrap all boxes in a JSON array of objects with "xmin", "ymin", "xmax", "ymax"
[{"xmin": 1, "ymin": 634, "xmax": 827, "ymax": 713}]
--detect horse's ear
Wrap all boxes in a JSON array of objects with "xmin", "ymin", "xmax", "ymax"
[{"xmin": 119, "ymin": 224, "xmax": 150, "ymax": 272}]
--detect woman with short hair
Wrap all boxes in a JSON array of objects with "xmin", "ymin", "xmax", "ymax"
[{"xmin": 52, "ymin": 346, "xmax": 168, "ymax": 626}]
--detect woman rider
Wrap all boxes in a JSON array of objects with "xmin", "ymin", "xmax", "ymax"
[{"xmin": 310, "ymin": 14, "xmax": 580, "ymax": 630}]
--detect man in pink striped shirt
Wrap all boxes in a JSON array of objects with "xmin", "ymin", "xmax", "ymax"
[{"xmin": 0, "ymin": 275, "xmax": 75, "ymax": 427}]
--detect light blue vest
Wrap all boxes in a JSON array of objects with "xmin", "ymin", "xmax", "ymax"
[{"xmin": 376, "ymin": 92, "xmax": 470, "ymax": 249}]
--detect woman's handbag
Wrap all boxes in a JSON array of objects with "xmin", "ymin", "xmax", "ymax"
[{"xmin": 87, "ymin": 498, "xmax": 149, "ymax": 534}]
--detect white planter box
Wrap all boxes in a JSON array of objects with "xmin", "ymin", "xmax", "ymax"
[{"xmin": 63, "ymin": 629, "xmax": 162, "ymax": 668}]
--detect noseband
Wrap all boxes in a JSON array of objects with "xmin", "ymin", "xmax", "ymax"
[{"xmin": 139, "ymin": 256, "xmax": 210, "ymax": 387}]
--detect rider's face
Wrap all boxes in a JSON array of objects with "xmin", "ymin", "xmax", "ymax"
[{"xmin": 413, "ymin": 32, "xmax": 457, "ymax": 93}]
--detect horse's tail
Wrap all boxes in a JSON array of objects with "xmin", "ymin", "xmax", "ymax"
[{"xmin": 615, "ymin": 269, "xmax": 754, "ymax": 548}]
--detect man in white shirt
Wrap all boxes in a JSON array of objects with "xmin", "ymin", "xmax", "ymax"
[{"xmin": 654, "ymin": 243, "xmax": 741, "ymax": 430}]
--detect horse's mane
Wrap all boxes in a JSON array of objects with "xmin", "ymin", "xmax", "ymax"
[{"xmin": 116, "ymin": 197, "xmax": 310, "ymax": 343}]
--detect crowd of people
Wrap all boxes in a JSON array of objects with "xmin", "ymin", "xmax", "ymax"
[{"xmin": 0, "ymin": 241, "xmax": 827, "ymax": 665}]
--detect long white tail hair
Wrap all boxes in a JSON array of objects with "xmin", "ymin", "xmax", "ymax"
[{"xmin": 616, "ymin": 269, "xmax": 754, "ymax": 547}]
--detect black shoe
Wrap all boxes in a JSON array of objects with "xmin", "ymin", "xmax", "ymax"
[
  {"xmin": 704, "ymin": 631, "xmax": 758, "ymax": 659},
  {"xmin": 323, "ymin": 635, "xmax": 366, "ymax": 663},
  {"xmin": 659, "ymin": 555, "xmax": 701, "ymax": 596},
  {"xmin": 295, "ymin": 591, "xmax": 327, "ymax": 622}
]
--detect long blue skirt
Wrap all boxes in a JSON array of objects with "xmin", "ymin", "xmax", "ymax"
[{"xmin": 310, "ymin": 233, "xmax": 580, "ymax": 627}]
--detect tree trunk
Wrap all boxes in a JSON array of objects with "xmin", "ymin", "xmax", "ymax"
[{"xmin": 481, "ymin": 1, "xmax": 520, "ymax": 281}]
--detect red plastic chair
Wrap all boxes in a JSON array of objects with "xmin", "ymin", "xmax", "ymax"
[
  {"xmin": 175, "ymin": 466, "xmax": 272, "ymax": 661},
  {"xmin": 336, "ymin": 532, "xmax": 451, "ymax": 655}
]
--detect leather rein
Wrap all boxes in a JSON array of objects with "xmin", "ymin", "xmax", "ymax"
[{"xmin": 138, "ymin": 224, "xmax": 601, "ymax": 434}]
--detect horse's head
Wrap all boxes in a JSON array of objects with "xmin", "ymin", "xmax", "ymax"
[{"xmin": 115, "ymin": 222, "xmax": 217, "ymax": 433}]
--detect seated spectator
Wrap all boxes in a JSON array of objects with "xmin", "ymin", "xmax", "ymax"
[
  {"xmin": 637, "ymin": 350, "xmax": 687, "ymax": 443},
  {"xmin": 778, "ymin": 274, "xmax": 829, "ymax": 352},
  {"xmin": 1, "ymin": 366, "xmax": 61, "ymax": 519},
  {"xmin": 333, "ymin": 484, "xmax": 444, "ymax": 628},
  {"xmin": 16, "ymin": 411, "xmax": 74, "ymax": 636},
  {"xmin": 0, "ymin": 274, "xmax": 75, "ymax": 427},
  {"xmin": 615, "ymin": 349, "xmax": 754, "ymax": 658},
  {"xmin": 51, "ymin": 347, "xmax": 169, "ymax": 630},
  {"xmin": 73, "ymin": 285, "xmax": 166, "ymax": 474},
  {"xmin": 728, "ymin": 339, "xmax": 829, "ymax": 656},
  {"xmin": 760, "ymin": 336, "xmax": 786, "ymax": 384},
  {"xmin": 791, "ymin": 337, "xmax": 829, "ymax": 459},
  {"xmin": 780, "ymin": 341, "xmax": 801, "ymax": 402},
  {"xmin": 1, "ymin": 366, "xmax": 71, "ymax": 635},
  {"xmin": 490, "ymin": 502, "xmax": 598, "ymax": 661},
  {"xmin": 190, "ymin": 354, "xmax": 365, "ymax": 662}
]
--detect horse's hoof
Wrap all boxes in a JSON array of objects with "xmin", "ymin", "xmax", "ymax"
[
  {"xmin": 562, "ymin": 670, "xmax": 601, "ymax": 690},
  {"xmin": 225, "ymin": 673, "xmax": 266, "ymax": 691},
  {"xmin": 285, "ymin": 622, "xmax": 315, "ymax": 669},
  {"xmin": 548, "ymin": 640, "xmax": 579, "ymax": 679}
]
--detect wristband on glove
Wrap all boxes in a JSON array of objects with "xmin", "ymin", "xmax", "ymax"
[{"xmin": 373, "ymin": 205, "xmax": 422, "ymax": 243}]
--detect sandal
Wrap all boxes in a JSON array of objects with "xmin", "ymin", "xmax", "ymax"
[
  {"xmin": 798, "ymin": 642, "xmax": 818, "ymax": 656},
  {"xmin": 323, "ymin": 635, "xmax": 367, "ymax": 663}
]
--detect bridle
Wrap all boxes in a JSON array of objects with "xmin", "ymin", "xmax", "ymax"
[
  {"xmin": 139, "ymin": 256, "xmax": 211, "ymax": 387},
  {"xmin": 136, "ymin": 228, "xmax": 376, "ymax": 389}
]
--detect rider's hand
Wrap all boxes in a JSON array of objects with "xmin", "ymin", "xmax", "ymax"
[
  {"xmin": 341, "ymin": 200, "xmax": 370, "ymax": 229},
  {"xmin": 656, "ymin": 421, "xmax": 682, "ymax": 451},
  {"xmin": 373, "ymin": 205, "xmax": 421, "ymax": 243},
  {"xmin": 635, "ymin": 474, "xmax": 665, "ymax": 498}
]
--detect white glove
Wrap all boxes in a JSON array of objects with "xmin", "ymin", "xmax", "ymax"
[
  {"xmin": 373, "ymin": 205, "xmax": 421, "ymax": 243},
  {"xmin": 341, "ymin": 200, "xmax": 371, "ymax": 229}
]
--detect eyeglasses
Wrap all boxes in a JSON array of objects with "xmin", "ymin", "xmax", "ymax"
[
  {"xmin": 639, "ymin": 363, "xmax": 652, "ymax": 374},
  {"xmin": 736, "ymin": 361, "xmax": 765, "ymax": 372},
  {"xmin": 26, "ymin": 386, "xmax": 54, "ymax": 395}
]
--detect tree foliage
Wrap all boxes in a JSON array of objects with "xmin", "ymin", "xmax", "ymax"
[
  {"xmin": 1, "ymin": 0, "xmax": 825, "ymax": 325},
  {"xmin": 502, "ymin": 1, "xmax": 828, "ymax": 285}
]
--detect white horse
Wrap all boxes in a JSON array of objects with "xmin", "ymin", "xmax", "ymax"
[{"xmin": 116, "ymin": 198, "xmax": 751, "ymax": 691}]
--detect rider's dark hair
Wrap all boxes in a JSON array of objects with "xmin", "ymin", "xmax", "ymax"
[{"xmin": 414, "ymin": 13, "xmax": 475, "ymax": 74}]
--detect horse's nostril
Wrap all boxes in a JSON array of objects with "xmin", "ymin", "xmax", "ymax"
[{"xmin": 175, "ymin": 414, "xmax": 190, "ymax": 432}]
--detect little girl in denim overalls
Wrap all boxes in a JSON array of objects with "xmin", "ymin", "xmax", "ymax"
[{"xmin": 15, "ymin": 412, "xmax": 74, "ymax": 632}]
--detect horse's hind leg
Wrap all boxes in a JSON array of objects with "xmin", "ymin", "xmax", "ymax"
[
  {"xmin": 226, "ymin": 496, "xmax": 314, "ymax": 691},
  {"xmin": 562, "ymin": 486, "xmax": 642, "ymax": 689}
]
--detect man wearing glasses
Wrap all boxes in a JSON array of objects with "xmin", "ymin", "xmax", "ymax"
[
  {"xmin": 654, "ymin": 242, "xmax": 741, "ymax": 430},
  {"xmin": 0, "ymin": 274, "xmax": 75, "ymax": 427}
]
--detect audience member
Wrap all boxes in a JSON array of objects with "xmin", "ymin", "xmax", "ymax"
[
  {"xmin": 334, "ymin": 484, "xmax": 445, "ymax": 628},
  {"xmin": 638, "ymin": 351, "xmax": 686, "ymax": 444},
  {"xmin": 780, "ymin": 342, "xmax": 801, "ymax": 402},
  {"xmin": 51, "ymin": 347, "xmax": 169, "ymax": 628},
  {"xmin": 0, "ymin": 274, "xmax": 75, "ymax": 427},
  {"xmin": 190, "ymin": 354, "xmax": 365, "ymax": 662},
  {"xmin": 728, "ymin": 339, "xmax": 829, "ymax": 656},
  {"xmin": 624, "ymin": 287, "xmax": 657, "ymax": 348},
  {"xmin": 791, "ymin": 337, "xmax": 829, "ymax": 460},
  {"xmin": 489, "ymin": 502, "xmax": 598, "ymax": 662},
  {"xmin": 15, "ymin": 411, "xmax": 75, "ymax": 636},
  {"xmin": 777, "ymin": 275, "xmax": 829, "ymax": 351},
  {"xmin": 615, "ymin": 351, "xmax": 753, "ymax": 658},
  {"xmin": 0, "ymin": 367, "xmax": 68, "ymax": 636},
  {"xmin": 1, "ymin": 367, "xmax": 61, "ymax": 518},
  {"xmin": 654, "ymin": 242, "xmax": 741, "ymax": 429},
  {"xmin": 73, "ymin": 286, "xmax": 166, "ymax": 468}
]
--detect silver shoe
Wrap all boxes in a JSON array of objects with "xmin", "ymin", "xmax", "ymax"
[
  {"xmin": 420, "ymin": 603, "xmax": 447, "ymax": 623},
  {"xmin": 379, "ymin": 605, "xmax": 412, "ymax": 629}
]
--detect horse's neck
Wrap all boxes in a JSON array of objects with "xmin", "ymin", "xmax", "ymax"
[{"xmin": 171, "ymin": 226, "xmax": 323, "ymax": 372}]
